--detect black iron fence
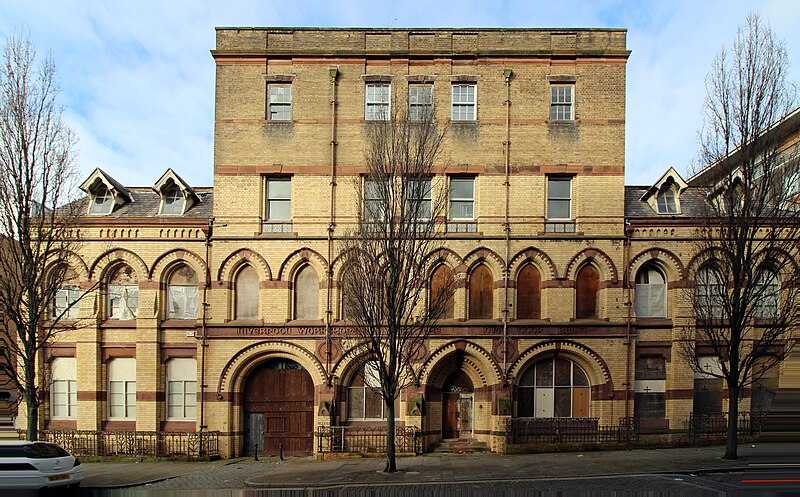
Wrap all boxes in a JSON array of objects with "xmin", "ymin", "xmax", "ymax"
[
  {"xmin": 506, "ymin": 417, "xmax": 639, "ymax": 446},
  {"xmin": 688, "ymin": 411, "xmax": 767, "ymax": 440},
  {"xmin": 18, "ymin": 430, "xmax": 219, "ymax": 459},
  {"xmin": 317, "ymin": 426, "xmax": 421, "ymax": 454}
]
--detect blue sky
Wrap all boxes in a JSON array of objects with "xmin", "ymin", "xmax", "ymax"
[{"xmin": 1, "ymin": 0, "xmax": 799, "ymax": 187}]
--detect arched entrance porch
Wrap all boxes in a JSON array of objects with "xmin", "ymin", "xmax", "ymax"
[
  {"xmin": 442, "ymin": 370, "xmax": 474, "ymax": 438},
  {"xmin": 242, "ymin": 358, "xmax": 314, "ymax": 456}
]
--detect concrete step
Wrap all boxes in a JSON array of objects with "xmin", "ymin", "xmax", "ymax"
[{"xmin": 430, "ymin": 438, "xmax": 491, "ymax": 454}]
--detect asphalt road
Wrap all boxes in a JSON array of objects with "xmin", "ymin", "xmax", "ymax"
[{"xmin": 60, "ymin": 468, "xmax": 799, "ymax": 496}]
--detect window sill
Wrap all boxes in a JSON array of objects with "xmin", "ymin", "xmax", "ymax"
[
  {"xmin": 286, "ymin": 319, "xmax": 325, "ymax": 326},
  {"xmin": 161, "ymin": 319, "xmax": 199, "ymax": 329},
  {"xmin": 510, "ymin": 318, "xmax": 552, "ymax": 324},
  {"xmin": 547, "ymin": 119, "xmax": 578, "ymax": 124},
  {"xmin": 101, "ymin": 319, "xmax": 137, "ymax": 329}
]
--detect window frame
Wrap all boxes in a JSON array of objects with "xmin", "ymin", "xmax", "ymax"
[
  {"xmin": 166, "ymin": 264, "xmax": 199, "ymax": 320},
  {"xmin": 107, "ymin": 358, "xmax": 136, "ymax": 420},
  {"xmin": 695, "ymin": 264, "xmax": 725, "ymax": 320},
  {"xmin": 517, "ymin": 357, "xmax": 591, "ymax": 418},
  {"xmin": 234, "ymin": 264, "xmax": 259, "ymax": 320},
  {"xmin": 346, "ymin": 361, "xmax": 400, "ymax": 421},
  {"xmin": 449, "ymin": 177, "xmax": 475, "ymax": 220},
  {"xmin": 89, "ymin": 184, "xmax": 114, "ymax": 215},
  {"xmin": 365, "ymin": 82, "xmax": 391, "ymax": 121},
  {"xmin": 408, "ymin": 85, "xmax": 434, "ymax": 121},
  {"xmin": 267, "ymin": 84, "xmax": 292, "ymax": 121},
  {"xmin": 363, "ymin": 178, "xmax": 387, "ymax": 221},
  {"xmin": 656, "ymin": 187, "xmax": 678, "ymax": 214},
  {"xmin": 547, "ymin": 177, "xmax": 572, "ymax": 220},
  {"xmin": 451, "ymin": 83, "xmax": 476, "ymax": 121},
  {"xmin": 50, "ymin": 357, "xmax": 77, "ymax": 420},
  {"xmin": 265, "ymin": 177, "xmax": 291, "ymax": 221},
  {"xmin": 635, "ymin": 264, "xmax": 667, "ymax": 319},
  {"xmin": 406, "ymin": 177, "xmax": 432, "ymax": 220},
  {"xmin": 160, "ymin": 184, "xmax": 185, "ymax": 216},
  {"xmin": 53, "ymin": 286, "xmax": 80, "ymax": 321},
  {"xmin": 550, "ymin": 84, "xmax": 574, "ymax": 121}
]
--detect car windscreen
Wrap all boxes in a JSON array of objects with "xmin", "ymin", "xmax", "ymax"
[{"xmin": 0, "ymin": 443, "xmax": 70, "ymax": 458}]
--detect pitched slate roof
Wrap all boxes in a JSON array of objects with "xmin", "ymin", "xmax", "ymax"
[
  {"xmin": 73, "ymin": 188, "xmax": 213, "ymax": 219},
  {"xmin": 625, "ymin": 186, "xmax": 709, "ymax": 218}
]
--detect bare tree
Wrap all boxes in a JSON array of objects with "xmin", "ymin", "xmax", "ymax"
[
  {"xmin": 0, "ymin": 33, "xmax": 89, "ymax": 440},
  {"xmin": 683, "ymin": 13, "xmax": 798, "ymax": 459},
  {"xmin": 338, "ymin": 105, "xmax": 451, "ymax": 472}
]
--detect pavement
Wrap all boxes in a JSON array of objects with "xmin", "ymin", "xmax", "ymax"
[{"xmin": 77, "ymin": 443, "xmax": 800, "ymax": 490}]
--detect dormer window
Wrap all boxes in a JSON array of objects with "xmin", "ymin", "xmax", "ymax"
[
  {"xmin": 161, "ymin": 183, "xmax": 185, "ymax": 215},
  {"xmin": 89, "ymin": 184, "xmax": 114, "ymax": 215},
  {"xmin": 657, "ymin": 186, "xmax": 677, "ymax": 214}
]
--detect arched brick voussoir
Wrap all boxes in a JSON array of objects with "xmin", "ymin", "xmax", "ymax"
[
  {"xmin": 150, "ymin": 249, "xmax": 208, "ymax": 281},
  {"xmin": 277, "ymin": 248, "xmax": 329, "ymax": 282},
  {"xmin": 421, "ymin": 247, "xmax": 465, "ymax": 275},
  {"xmin": 46, "ymin": 250, "xmax": 90, "ymax": 281},
  {"xmin": 216, "ymin": 340, "xmax": 327, "ymax": 397},
  {"xmin": 685, "ymin": 247, "xmax": 730, "ymax": 276},
  {"xmin": 564, "ymin": 248, "xmax": 618, "ymax": 283},
  {"xmin": 331, "ymin": 345, "xmax": 380, "ymax": 385},
  {"xmin": 509, "ymin": 247, "xmax": 558, "ymax": 280},
  {"xmin": 463, "ymin": 247, "xmax": 505, "ymax": 280},
  {"xmin": 418, "ymin": 340, "xmax": 503, "ymax": 388},
  {"xmin": 217, "ymin": 248, "xmax": 272, "ymax": 283},
  {"xmin": 509, "ymin": 340, "xmax": 613, "ymax": 391},
  {"xmin": 628, "ymin": 247, "xmax": 686, "ymax": 283},
  {"xmin": 90, "ymin": 248, "xmax": 149, "ymax": 282}
]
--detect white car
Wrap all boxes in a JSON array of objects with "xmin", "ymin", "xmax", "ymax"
[{"xmin": 0, "ymin": 441, "xmax": 83, "ymax": 490}]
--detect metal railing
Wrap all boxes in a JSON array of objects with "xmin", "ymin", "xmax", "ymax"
[
  {"xmin": 317, "ymin": 425, "xmax": 420, "ymax": 454},
  {"xmin": 688, "ymin": 411, "xmax": 767, "ymax": 440},
  {"xmin": 17, "ymin": 430, "xmax": 219, "ymax": 459},
  {"xmin": 506, "ymin": 417, "xmax": 638, "ymax": 446}
]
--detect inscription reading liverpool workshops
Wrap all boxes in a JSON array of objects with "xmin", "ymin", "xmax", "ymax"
[{"xmin": 236, "ymin": 326, "xmax": 324, "ymax": 336}]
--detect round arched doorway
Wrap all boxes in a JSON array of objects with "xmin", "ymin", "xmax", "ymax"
[
  {"xmin": 442, "ymin": 370, "xmax": 474, "ymax": 438},
  {"xmin": 242, "ymin": 358, "xmax": 314, "ymax": 456}
]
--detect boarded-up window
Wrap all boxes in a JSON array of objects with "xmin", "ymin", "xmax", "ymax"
[
  {"xmin": 693, "ymin": 356, "xmax": 723, "ymax": 414},
  {"xmin": 469, "ymin": 264, "xmax": 493, "ymax": 319},
  {"xmin": 430, "ymin": 265, "xmax": 454, "ymax": 319},
  {"xmin": 576, "ymin": 265, "xmax": 599, "ymax": 319},
  {"xmin": 634, "ymin": 357, "xmax": 666, "ymax": 419},
  {"xmin": 635, "ymin": 265, "xmax": 666, "ymax": 318},
  {"xmin": 517, "ymin": 265, "xmax": 541, "ymax": 319},
  {"xmin": 108, "ymin": 265, "xmax": 138, "ymax": 320},
  {"xmin": 235, "ymin": 265, "xmax": 259, "ymax": 320},
  {"xmin": 167, "ymin": 264, "xmax": 198, "ymax": 320},
  {"xmin": 294, "ymin": 265, "xmax": 319, "ymax": 320},
  {"xmin": 517, "ymin": 358, "xmax": 590, "ymax": 418}
]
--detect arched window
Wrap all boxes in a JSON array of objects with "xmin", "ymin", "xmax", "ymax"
[
  {"xmin": 235, "ymin": 265, "xmax": 259, "ymax": 320},
  {"xmin": 754, "ymin": 267, "xmax": 780, "ymax": 319},
  {"xmin": 517, "ymin": 357, "xmax": 590, "ymax": 418},
  {"xmin": 90, "ymin": 184, "xmax": 114, "ymax": 215},
  {"xmin": 294, "ymin": 265, "xmax": 319, "ymax": 320},
  {"xmin": 430, "ymin": 265, "xmax": 454, "ymax": 319},
  {"xmin": 656, "ymin": 184, "xmax": 677, "ymax": 214},
  {"xmin": 695, "ymin": 264, "xmax": 724, "ymax": 319},
  {"xmin": 517, "ymin": 264, "xmax": 541, "ymax": 319},
  {"xmin": 52, "ymin": 265, "xmax": 80, "ymax": 320},
  {"xmin": 469, "ymin": 264, "xmax": 493, "ymax": 319},
  {"xmin": 635, "ymin": 264, "xmax": 666, "ymax": 318},
  {"xmin": 160, "ymin": 182, "xmax": 185, "ymax": 215},
  {"xmin": 166, "ymin": 264, "xmax": 198, "ymax": 320},
  {"xmin": 346, "ymin": 361, "xmax": 399, "ymax": 421},
  {"xmin": 575, "ymin": 264, "xmax": 599, "ymax": 319},
  {"xmin": 107, "ymin": 265, "xmax": 138, "ymax": 320}
]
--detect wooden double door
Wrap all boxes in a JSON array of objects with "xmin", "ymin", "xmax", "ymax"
[{"xmin": 243, "ymin": 359, "xmax": 314, "ymax": 456}]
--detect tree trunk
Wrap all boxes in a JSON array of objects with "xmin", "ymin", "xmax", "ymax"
[
  {"xmin": 25, "ymin": 393, "xmax": 38, "ymax": 441},
  {"xmin": 384, "ymin": 399, "xmax": 396, "ymax": 473},
  {"xmin": 724, "ymin": 385, "xmax": 739, "ymax": 460}
]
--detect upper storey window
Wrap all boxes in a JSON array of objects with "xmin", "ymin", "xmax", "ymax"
[
  {"xmin": 451, "ymin": 84, "xmax": 476, "ymax": 121},
  {"xmin": 365, "ymin": 83, "xmax": 390, "ymax": 121},
  {"xmin": 266, "ymin": 178, "xmax": 291, "ymax": 220},
  {"xmin": 107, "ymin": 265, "xmax": 138, "ymax": 320},
  {"xmin": 161, "ymin": 182, "xmax": 185, "ymax": 215},
  {"xmin": 267, "ymin": 84, "xmax": 292, "ymax": 121},
  {"xmin": 657, "ymin": 186, "xmax": 678, "ymax": 214},
  {"xmin": 409, "ymin": 85, "xmax": 433, "ymax": 121},
  {"xmin": 550, "ymin": 85, "xmax": 574, "ymax": 121},
  {"xmin": 90, "ymin": 185, "xmax": 114, "ymax": 215},
  {"xmin": 547, "ymin": 177, "xmax": 572, "ymax": 220},
  {"xmin": 449, "ymin": 178, "xmax": 474, "ymax": 220}
]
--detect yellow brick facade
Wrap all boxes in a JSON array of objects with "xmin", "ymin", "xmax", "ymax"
[{"xmin": 17, "ymin": 27, "xmax": 797, "ymax": 457}]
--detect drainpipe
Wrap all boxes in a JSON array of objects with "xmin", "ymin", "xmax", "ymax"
[
  {"xmin": 502, "ymin": 68, "xmax": 512, "ymax": 382},
  {"xmin": 624, "ymin": 222, "xmax": 633, "ymax": 420},
  {"xmin": 200, "ymin": 218, "xmax": 213, "ymax": 433},
  {"xmin": 326, "ymin": 67, "xmax": 339, "ymax": 385}
]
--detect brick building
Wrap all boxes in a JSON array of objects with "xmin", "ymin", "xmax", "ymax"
[{"xmin": 17, "ymin": 28, "xmax": 798, "ymax": 457}]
